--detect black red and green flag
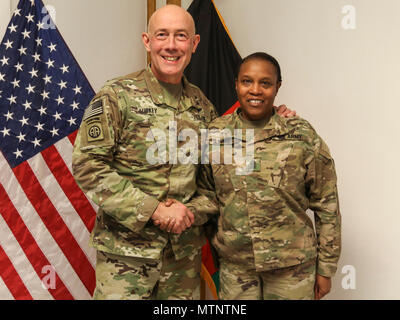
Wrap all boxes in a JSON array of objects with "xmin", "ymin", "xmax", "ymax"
[
  {"xmin": 185, "ymin": 0, "xmax": 242, "ymax": 299},
  {"xmin": 185, "ymin": 0, "xmax": 242, "ymax": 116}
]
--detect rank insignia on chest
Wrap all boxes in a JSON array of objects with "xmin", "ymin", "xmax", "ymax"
[
  {"xmin": 253, "ymin": 157, "xmax": 261, "ymax": 172},
  {"xmin": 193, "ymin": 113, "xmax": 206, "ymax": 122}
]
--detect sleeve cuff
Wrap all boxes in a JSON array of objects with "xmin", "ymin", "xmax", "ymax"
[
  {"xmin": 317, "ymin": 261, "xmax": 338, "ymax": 278},
  {"xmin": 187, "ymin": 205, "xmax": 209, "ymax": 226},
  {"xmin": 131, "ymin": 196, "xmax": 160, "ymax": 232}
]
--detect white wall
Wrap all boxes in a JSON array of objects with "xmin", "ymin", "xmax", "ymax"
[
  {"xmin": 0, "ymin": 1, "xmax": 11, "ymax": 40},
  {"xmin": 1, "ymin": 0, "xmax": 399, "ymax": 300}
]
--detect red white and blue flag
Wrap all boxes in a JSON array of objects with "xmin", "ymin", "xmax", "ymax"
[{"xmin": 0, "ymin": 0, "xmax": 96, "ymax": 299}]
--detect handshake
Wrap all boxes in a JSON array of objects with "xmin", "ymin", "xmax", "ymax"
[{"xmin": 151, "ymin": 199, "xmax": 194, "ymax": 234}]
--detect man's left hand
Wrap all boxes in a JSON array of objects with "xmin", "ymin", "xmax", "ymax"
[
  {"xmin": 275, "ymin": 104, "xmax": 297, "ymax": 118},
  {"xmin": 153, "ymin": 199, "xmax": 194, "ymax": 234}
]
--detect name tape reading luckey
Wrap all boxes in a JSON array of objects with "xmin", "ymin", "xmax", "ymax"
[{"xmin": 153, "ymin": 304, "xmax": 247, "ymax": 317}]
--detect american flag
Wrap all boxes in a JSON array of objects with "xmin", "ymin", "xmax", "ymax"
[{"xmin": 0, "ymin": 0, "xmax": 97, "ymax": 299}]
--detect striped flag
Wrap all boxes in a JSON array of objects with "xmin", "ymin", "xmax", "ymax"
[
  {"xmin": 0, "ymin": 0, "xmax": 96, "ymax": 299},
  {"xmin": 185, "ymin": 0, "xmax": 242, "ymax": 300},
  {"xmin": 185, "ymin": 0, "xmax": 242, "ymax": 116}
]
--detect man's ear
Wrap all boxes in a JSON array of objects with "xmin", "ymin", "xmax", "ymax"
[
  {"xmin": 192, "ymin": 34, "xmax": 200, "ymax": 53},
  {"xmin": 142, "ymin": 32, "xmax": 151, "ymax": 52}
]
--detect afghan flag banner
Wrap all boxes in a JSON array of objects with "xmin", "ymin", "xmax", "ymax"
[
  {"xmin": 185, "ymin": 0, "xmax": 242, "ymax": 117},
  {"xmin": 185, "ymin": 0, "xmax": 242, "ymax": 300}
]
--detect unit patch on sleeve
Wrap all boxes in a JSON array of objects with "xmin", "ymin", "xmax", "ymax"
[{"xmin": 86, "ymin": 117, "xmax": 105, "ymax": 142}]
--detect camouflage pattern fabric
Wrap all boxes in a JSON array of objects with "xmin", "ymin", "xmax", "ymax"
[
  {"xmin": 93, "ymin": 243, "xmax": 201, "ymax": 300},
  {"xmin": 192, "ymin": 108, "xmax": 341, "ymax": 278},
  {"xmin": 219, "ymin": 258, "xmax": 316, "ymax": 300},
  {"xmin": 72, "ymin": 67, "xmax": 218, "ymax": 298}
]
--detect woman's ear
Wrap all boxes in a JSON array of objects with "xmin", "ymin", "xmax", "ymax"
[{"xmin": 276, "ymin": 81, "xmax": 282, "ymax": 94}]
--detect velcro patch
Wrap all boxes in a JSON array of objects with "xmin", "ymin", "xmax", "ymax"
[
  {"xmin": 87, "ymin": 121, "xmax": 104, "ymax": 142},
  {"xmin": 83, "ymin": 100, "xmax": 103, "ymax": 121},
  {"xmin": 253, "ymin": 157, "xmax": 261, "ymax": 172}
]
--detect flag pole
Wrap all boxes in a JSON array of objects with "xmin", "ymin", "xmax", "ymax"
[
  {"xmin": 147, "ymin": 1, "xmax": 182, "ymax": 64},
  {"xmin": 147, "ymin": 0, "xmax": 156, "ymax": 64},
  {"xmin": 166, "ymin": 0, "xmax": 182, "ymax": 5},
  {"xmin": 147, "ymin": 0, "xmax": 182, "ymax": 64}
]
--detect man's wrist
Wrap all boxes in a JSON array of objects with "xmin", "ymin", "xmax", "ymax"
[{"xmin": 150, "ymin": 201, "xmax": 163, "ymax": 221}]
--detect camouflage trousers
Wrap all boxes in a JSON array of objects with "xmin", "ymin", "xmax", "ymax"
[
  {"xmin": 93, "ymin": 242, "xmax": 201, "ymax": 300},
  {"xmin": 219, "ymin": 258, "xmax": 316, "ymax": 300}
]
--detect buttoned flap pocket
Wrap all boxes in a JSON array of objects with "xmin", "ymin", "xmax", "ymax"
[
  {"xmin": 116, "ymin": 126, "xmax": 168, "ymax": 168},
  {"xmin": 209, "ymin": 130, "xmax": 248, "ymax": 196},
  {"xmin": 211, "ymin": 164, "xmax": 236, "ymax": 197},
  {"xmin": 179, "ymin": 106, "xmax": 208, "ymax": 129},
  {"xmin": 260, "ymin": 142, "xmax": 294, "ymax": 188}
]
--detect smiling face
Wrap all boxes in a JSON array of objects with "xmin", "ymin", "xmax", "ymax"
[
  {"xmin": 236, "ymin": 58, "xmax": 281, "ymax": 121},
  {"xmin": 142, "ymin": 5, "xmax": 200, "ymax": 84}
]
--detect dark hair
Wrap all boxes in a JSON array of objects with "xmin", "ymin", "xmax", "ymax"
[{"xmin": 236, "ymin": 52, "xmax": 282, "ymax": 83}]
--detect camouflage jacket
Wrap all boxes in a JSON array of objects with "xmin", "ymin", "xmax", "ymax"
[
  {"xmin": 72, "ymin": 67, "xmax": 218, "ymax": 260},
  {"xmin": 192, "ymin": 108, "xmax": 341, "ymax": 277}
]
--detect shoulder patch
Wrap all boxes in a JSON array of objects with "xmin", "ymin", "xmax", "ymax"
[
  {"xmin": 319, "ymin": 139, "xmax": 332, "ymax": 159},
  {"xmin": 86, "ymin": 119, "xmax": 105, "ymax": 142},
  {"xmin": 82, "ymin": 97, "xmax": 108, "ymax": 143},
  {"xmin": 83, "ymin": 99, "xmax": 104, "ymax": 121}
]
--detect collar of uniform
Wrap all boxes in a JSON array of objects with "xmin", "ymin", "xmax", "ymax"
[
  {"xmin": 233, "ymin": 107, "xmax": 290, "ymax": 141},
  {"xmin": 143, "ymin": 66, "xmax": 198, "ymax": 111},
  {"xmin": 143, "ymin": 66, "xmax": 169, "ymax": 106},
  {"xmin": 179, "ymin": 76, "xmax": 202, "ymax": 112}
]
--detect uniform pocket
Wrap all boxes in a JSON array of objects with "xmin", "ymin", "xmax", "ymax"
[
  {"xmin": 260, "ymin": 142, "xmax": 294, "ymax": 188},
  {"xmin": 212, "ymin": 164, "xmax": 235, "ymax": 196}
]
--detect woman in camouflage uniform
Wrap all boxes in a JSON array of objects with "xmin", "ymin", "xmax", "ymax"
[{"xmin": 192, "ymin": 52, "xmax": 341, "ymax": 300}]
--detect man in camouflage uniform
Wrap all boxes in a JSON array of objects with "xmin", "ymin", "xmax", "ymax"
[
  {"xmin": 72, "ymin": 5, "xmax": 218, "ymax": 300},
  {"xmin": 190, "ymin": 52, "xmax": 341, "ymax": 300}
]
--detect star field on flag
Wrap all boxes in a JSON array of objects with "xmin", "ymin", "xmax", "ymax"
[{"xmin": 0, "ymin": 0, "xmax": 93, "ymax": 168}]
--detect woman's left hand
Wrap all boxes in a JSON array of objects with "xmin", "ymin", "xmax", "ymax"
[
  {"xmin": 275, "ymin": 104, "xmax": 297, "ymax": 118},
  {"xmin": 314, "ymin": 274, "xmax": 332, "ymax": 300}
]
